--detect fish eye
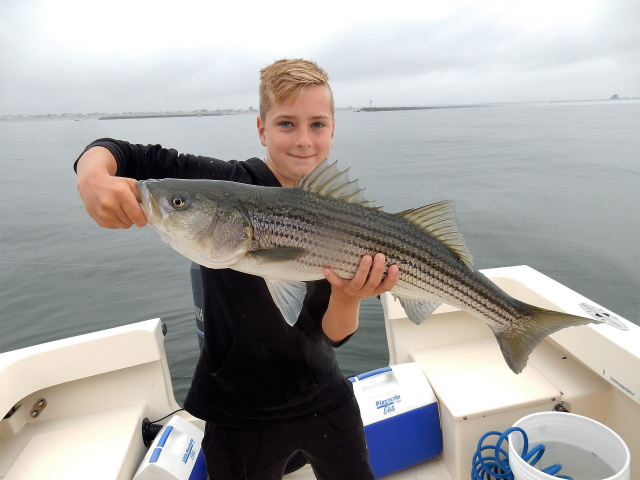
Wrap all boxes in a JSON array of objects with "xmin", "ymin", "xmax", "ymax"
[{"xmin": 171, "ymin": 194, "xmax": 191, "ymax": 210}]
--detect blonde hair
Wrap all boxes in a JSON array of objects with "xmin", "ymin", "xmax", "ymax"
[{"xmin": 259, "ymin": 59, "xmax": 334, "ymax": 119}]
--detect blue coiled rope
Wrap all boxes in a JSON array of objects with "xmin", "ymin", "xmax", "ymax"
[{"xmin": 471, "ymin": 427, "xmax": 574, "ymax": 480}]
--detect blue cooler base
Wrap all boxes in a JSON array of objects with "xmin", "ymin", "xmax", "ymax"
[
  {"xmin": 365, "ymin": 403, "xmax": 442, "ymax": 478},
  {"xmin": 189, "ymin": 450, "xmax": 207, "ymax": 480}
]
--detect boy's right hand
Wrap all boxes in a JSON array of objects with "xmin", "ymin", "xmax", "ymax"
[{"xmin": 76, "ymin": 146, "xmax": 147, "ymax": 229}]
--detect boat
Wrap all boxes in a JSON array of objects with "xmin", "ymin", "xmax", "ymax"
[{"xmin": 1, "ymin": 265, "xmax": 637, "ymax": 479}]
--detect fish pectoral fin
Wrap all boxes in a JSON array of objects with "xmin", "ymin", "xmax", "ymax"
[
  {"xmin": 493, "ymin": 304, "xmax": 599, "ymax": 374},
  {"xmin": 264, "ymin": 278, "xmax": 307, "ymax": 326},
  {"xmin": 395, "ymin": 296, "xmax": 442, "ymax": 325},
  {"xmin": 247, "ymin": 247, "xmax": 308, "ymax": 264}
]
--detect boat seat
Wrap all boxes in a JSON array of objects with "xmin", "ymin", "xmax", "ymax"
[
  {"xmin": 4, "ymin": 403, "xmax": 147, "ymax": 480},
  {"xmin": 411, "ymin": 338, "xmax": 561, "ymax": 480},
  {"xmin": 413, "ymin": 338, "xmax": 561, "ymax": 418}
]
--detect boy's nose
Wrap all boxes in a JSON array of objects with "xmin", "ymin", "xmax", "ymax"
[{"xmin": 296, "ymin": 127, "xmax": 312, "ymax": 147}]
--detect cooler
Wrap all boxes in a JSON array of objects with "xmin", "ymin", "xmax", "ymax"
[
  {"xmin": 350, "ymin": 362, "xmax": 442, "ymax": 478},
  {"xmin": 132, "ymin": 416, "xmax": 207, "ymax": 480}
]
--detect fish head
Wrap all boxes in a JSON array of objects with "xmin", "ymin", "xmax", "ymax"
[{"xmin": 137, "ymin": 179, "xmax": 253, "ymax": 269}]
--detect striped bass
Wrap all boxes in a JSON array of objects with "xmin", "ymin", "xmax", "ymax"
[{"xmin": 138, "ymin": 160, "xmax": 621, "ymax": 373}]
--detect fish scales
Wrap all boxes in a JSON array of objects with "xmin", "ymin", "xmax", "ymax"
[
  {"xmin": 138, "ymin": 159, "xmax": 614, "ymax": 373},
  {"xmin": 236, "ymin": 185, "xmax": 524, "ymax": 331}
]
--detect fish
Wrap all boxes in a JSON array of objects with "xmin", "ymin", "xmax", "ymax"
[{"xmin": 137, "ymin": 159, "xmax": 622, "ymax": 374}]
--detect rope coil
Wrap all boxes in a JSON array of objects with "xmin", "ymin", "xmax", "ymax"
[{"xmin": 471, "ymin": 427, "xmax": 574, "ymax": 480}]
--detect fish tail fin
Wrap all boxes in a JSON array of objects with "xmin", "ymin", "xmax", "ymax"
[{"xmin": 494, "ymin": 305, "xmax": 600, "ymax": 374}]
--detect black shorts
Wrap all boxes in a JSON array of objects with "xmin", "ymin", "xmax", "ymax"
[{"xmin": 202, "ymin": 395, "xmax": 375, "ymax": 480}]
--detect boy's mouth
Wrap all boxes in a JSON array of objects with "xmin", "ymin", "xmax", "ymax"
[{"xmin": 289, "ymin": 154, "xmax": 316, "ymax": 161}]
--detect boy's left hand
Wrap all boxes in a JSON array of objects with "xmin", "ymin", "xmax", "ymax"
[{"xmin": 323, "ymin": 253, "xmax": 399, "ymax": 300}]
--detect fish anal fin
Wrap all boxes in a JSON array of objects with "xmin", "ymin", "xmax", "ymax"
[
  {"xmin": 397, "ymin": 200, "xmax": 474, "ymax": 270},
  {"xmin": 396, "ymin": 296, "xmax": 442, "ymax": 325},
  {"xmin": 493, "ymin": 304, "xmax": 600, "ymax": 374},
  {"xmin": 264, "ymin": 278, "xmax": 307, "ymax": 326},
  {"xmin": 295, "ymin": 159, "xmax": 379, "ymax": 208}
]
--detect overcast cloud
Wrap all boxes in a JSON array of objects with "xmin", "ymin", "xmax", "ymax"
[{"xmin": 1, "ymin": 0, "xmax": 638, "ymax": 116}]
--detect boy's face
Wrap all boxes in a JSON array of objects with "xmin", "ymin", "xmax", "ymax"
[{"xmin": 257, "ymin": 85, "xmax": 335, "ymax": 187}]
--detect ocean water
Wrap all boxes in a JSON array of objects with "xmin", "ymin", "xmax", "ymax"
[{"xmin": 1, "ymin": 101, "xmax": 639, "ymax": 404}]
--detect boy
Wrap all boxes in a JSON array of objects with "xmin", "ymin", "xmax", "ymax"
[{"xmin": 75, "ymin": 59, "xmax": 399, "ymax": 479}]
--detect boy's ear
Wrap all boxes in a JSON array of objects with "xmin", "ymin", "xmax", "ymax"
[{"xmin": 257, "ymin": 115, "xmax": 267, "ymax": 146}]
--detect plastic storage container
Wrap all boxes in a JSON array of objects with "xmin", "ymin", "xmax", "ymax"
[
  {"xmin": 132, "ymin": 416, "xmax": 207, "ymax": 480},
  {"xmin": 350, "ymin": 363, "xmax": 442, "ymax": 478}
]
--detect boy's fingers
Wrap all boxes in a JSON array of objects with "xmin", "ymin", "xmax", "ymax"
[
  {"xmin": 325, "ymin": 254, "xmax": 399, "ymax": 299},
  {"xmin": 124, "ymin": 178, "xmax": 147, "ymax": 227},
  {"xmin": 364, "ymin": 253, "xmax": 386, "ymax": 286},
  {"xmin": 369, "ymin": 264, "xmax": 399, "ymax": 297},
  {"xmin": 126, "ymin": 177, "xmax": 142, "ymax": 202},
  {"xmin": 323, "ymin": 267, "xmax": 342, "ymax": 287},
  {"xmin": 324, "ymin": 257, "xmax": 371, "ymax": 294},
  {"xmin": 351, "ymin": 255, "xmax": 374, "ymax": 290}
]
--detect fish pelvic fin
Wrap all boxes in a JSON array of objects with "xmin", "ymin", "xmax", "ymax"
[
  {"xmin": 295, "ymin": 159, "xmax": 379, "ymax": 209},
  {"xmin": 494, "ymin": 304, "xmax": 600, "ymax": 374},
  {"xmin": 264, "ymin": 278, "xmax": 307, "ymax": 326},
  {"xmin": 396, "ymin": 296, "xmax": 442, "ymax": 325},
  {"xmin": 397, "ymin": 201, "xmax": 474, "ymax": 270}
]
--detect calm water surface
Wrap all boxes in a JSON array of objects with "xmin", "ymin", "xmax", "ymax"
[{"xmin": 1, "ymin": 101, "xmax": 638, "ymax": 403}]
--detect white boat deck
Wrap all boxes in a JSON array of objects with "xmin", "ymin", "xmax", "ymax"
[{"xmin": 286, "ymin": 457, "xmax": 452, "ymax": 480}]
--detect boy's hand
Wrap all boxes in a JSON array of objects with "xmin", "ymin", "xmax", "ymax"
[
  {"xmin": 324, "ymin": 253, "xmax": 399, "ymax": 301},
  {"xmin": 76, "ymin": 147, "xmax": 147, "ymax": 229},
  {"xmin": 321, "ymin": 253, "xmax": 398, "ymax": 343},
  {"xmin": 78, "ymin": 174, "xmax": 145, "ymax": 229}
]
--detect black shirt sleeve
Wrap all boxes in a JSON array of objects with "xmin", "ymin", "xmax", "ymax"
[{"xmin": 74, "ymin": 138, "xmax": 254, "ymax": 182}]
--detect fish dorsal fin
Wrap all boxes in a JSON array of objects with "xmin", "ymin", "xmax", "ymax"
[
  {"xmin": 398, "ymin": 200, "xmax": 474, "ymax": 270},
  {"xmin": 295, "ymin": 159, "xmax": 379, "ymax": 209}
]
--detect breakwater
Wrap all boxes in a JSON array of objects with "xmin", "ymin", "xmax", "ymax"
[
  {"xmin": 99, "ymin": 112, "xmax": 227, "ymax": 120},
  {"xmin": 358, "ymin": 105, "xmax": 477, "ymax": 112}
]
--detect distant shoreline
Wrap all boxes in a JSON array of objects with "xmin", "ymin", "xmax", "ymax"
[
  {"xmin": 356, "ymin": 97, "xmax": 640, "ymax": 112},
  {"xmin": 0, "ymin": 111, "xmax": 250, "ymax": 123},
  {"xmin": 357, "ymin": 105, "xmax": 479, "ymax": 112},
  {"xmin": 98, "ymin": 112, "xmax": 229, "ymax": 120}
]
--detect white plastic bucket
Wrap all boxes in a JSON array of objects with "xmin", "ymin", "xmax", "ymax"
[{"xmin": 508, "ymin": 412, "xmax": 630, "ymax": 480}]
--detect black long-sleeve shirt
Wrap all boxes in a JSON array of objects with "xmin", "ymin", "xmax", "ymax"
[{"xmin": 77, "ymin": 139, "xmax": 353, "ymax": 426}]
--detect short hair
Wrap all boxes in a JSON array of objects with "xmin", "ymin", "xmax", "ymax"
[{"xmin": 259, "ymin": 59, "xmax": 334, "ymax": 119}]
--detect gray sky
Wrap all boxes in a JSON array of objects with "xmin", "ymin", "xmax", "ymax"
[{"xmin": 1, "ymin": 0, "xmax": 638, "ymax": 116}]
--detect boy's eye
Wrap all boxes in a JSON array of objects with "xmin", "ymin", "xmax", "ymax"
[
  {"xmin": 311, "ymin": 122, "xmax": 325, "ymax": 128},
  {"xmin": 278, "ymin": 121, "xmax": 293, "ymax": 127}
]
